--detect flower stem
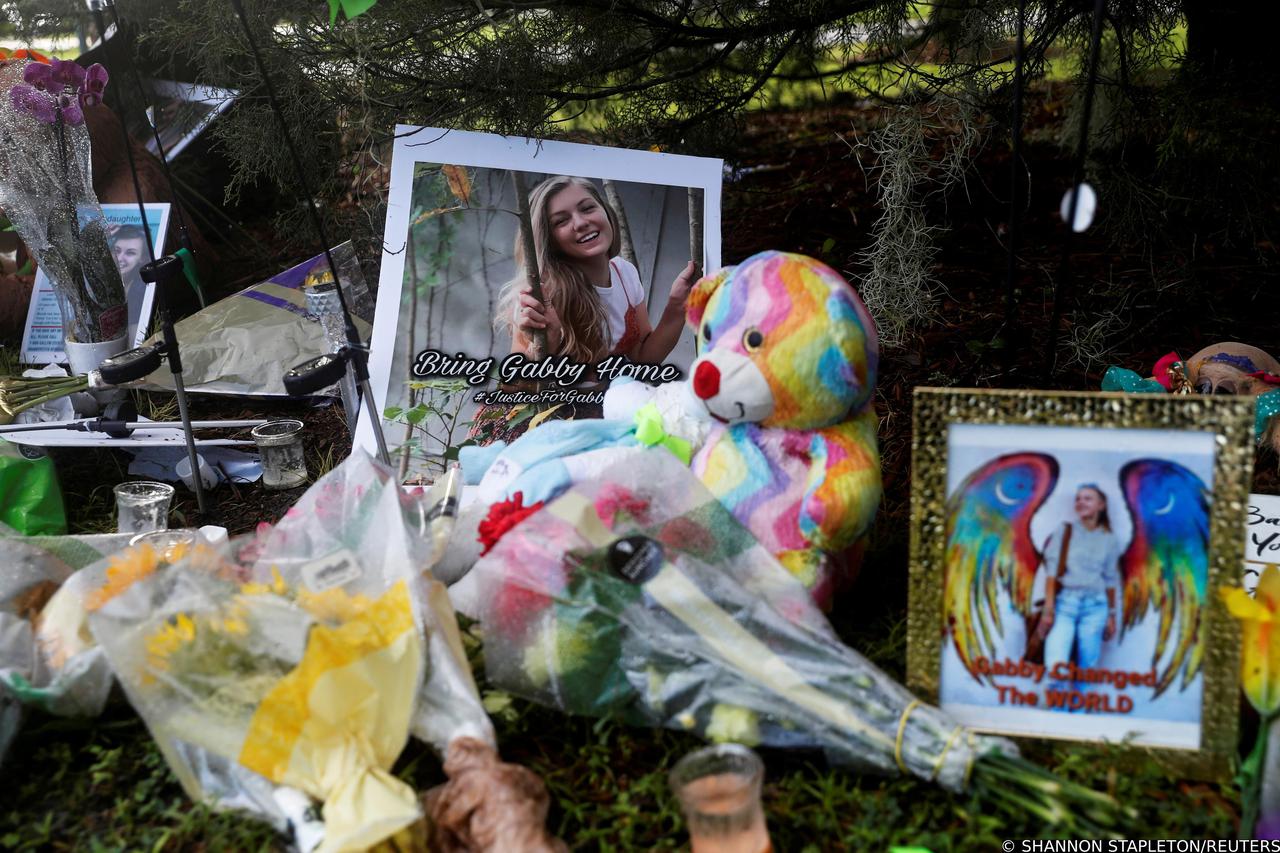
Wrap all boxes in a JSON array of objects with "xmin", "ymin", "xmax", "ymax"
[{"xmin": 1242, "ymin": 714, "xmax": 1274, "ymax": 839}]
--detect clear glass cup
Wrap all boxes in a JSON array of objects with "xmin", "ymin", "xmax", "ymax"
[
  {"xmin": 252, "ymin": 419, "xmax": 308, "ymax": 490},
  {"xmin": 669, "ymin": 744, "xmax": 771, "ymax": 853},
  {"xmin": 114, "ymin": 481, "xmax": 175, "ymax": 535},
  {"xmin": 129, "ymin": 529, "xmax": 197, "ymax": 561}
]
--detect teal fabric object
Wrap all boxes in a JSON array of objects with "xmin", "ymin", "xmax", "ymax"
[
  {"xmin": 1102, "ymin": 366, "xmax": 1165, "ymax": 394},
  {"xmin": 1256, "ymin": 389, "xmax": 1280, "ymax": 443},
  {"xmin": 1103, "ymin": 367, "xmax": 1280, "ymax": 444}
]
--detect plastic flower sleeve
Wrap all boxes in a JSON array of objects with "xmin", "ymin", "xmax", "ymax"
[
  {"xmin": 0, "ymin": 531, "xmax": 135, "ymax": 726},
  {"xmin": 0, "ymin": 60, "xmax": 126, "ymax": 344},
  {"xmin": 472, "ymin": 447, "xmax": 1006, "ymax": 792},
  {"xmin": 474, "ymin": 450, "xmax": 1131, "ymax": 832},
  {"xmin": 85, "ymin": 451, "xmax": 458, "ymax": 852}
]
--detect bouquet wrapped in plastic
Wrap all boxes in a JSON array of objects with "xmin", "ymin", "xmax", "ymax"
[
  {"xmin": 85, "ymin": 452, "xmax": 494, "ymax": 852},
  {"xmin": 0, "ymin": 56, "xmax": 126, "ymax": 346},
  {"xmin": 0, "ymin": 529, "xmax": 136, "ymax": 766},
  {"xmin": 472, "ymin": 448, "xmax": 1131, "ymax": 833}
]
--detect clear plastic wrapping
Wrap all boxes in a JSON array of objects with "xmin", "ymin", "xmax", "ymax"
[
  {"xmin": 472, "ymin": 448, "xmax": 1016, "ymax": 793},
  {"xmin": 0, "ymin": 530, "xmax": 135, "ymax": 752},
  {"xmin": 83, "ymin": 452, "xmax": 491, "ymax": 851}
]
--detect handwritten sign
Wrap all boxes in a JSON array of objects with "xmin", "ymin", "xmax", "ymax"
[{"xmin": 1244, "ymin": 493, "xmax": 1280, "ymax": 596}]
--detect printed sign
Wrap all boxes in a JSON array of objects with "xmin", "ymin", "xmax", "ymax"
[{"xmin": 20, "ymin": 203, "xmax": 171, "ymax": 365}]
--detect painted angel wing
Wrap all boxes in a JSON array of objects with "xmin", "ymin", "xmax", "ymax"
[
  {"xmin": 943, "ymin": 452, "xmax": 1058, "ymax": 676},
  {"xmin": 1119, "ymin": 458, "xmax": 1210, "ymax": 697}
]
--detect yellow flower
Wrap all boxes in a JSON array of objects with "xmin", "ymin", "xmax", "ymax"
[
  {"xmin": 145, "ymin": 618, "xmax": 189, "ymax": 667},
  {"xmin": 85, "ymin": 541, "xmax": 192, "ymax": 612},
  {"xmin": 1220, "ymin": 565, "xmax": 1280, "ymax": 716},
  {"xmin": 86, "ymin": 544, "xmax": 162, "ymax": 612},
  {"xmin": 296, "ymin": 587, "xmax": 373, "ymax": 623},
  {"xmin": 270, "ymin": 566, "xmax": 287, "ymax": 595},
  {"xmin": 221, "ymin": 617, "xmax": 249, "ymax": 636},
  {"xmin": 240, "ymin": 581, "xmax": 271, "ymax": 596}
]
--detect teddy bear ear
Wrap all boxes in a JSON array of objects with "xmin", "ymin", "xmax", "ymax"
[{"xmin": 686, "ymin": 266, "xmax": 733, "ymax": 330}]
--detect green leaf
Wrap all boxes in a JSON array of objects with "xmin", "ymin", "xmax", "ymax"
[
  {"xmin": 328, "ymin": 0, "xmax": 341, "ymax": 25},
  {"xmin": 482, "ymin": 690, "xmax": 513, "ymax": 714},
  {"xmin": 405, "ymin": 404, "xmax": 430, "ymax": 425},
  {"xmin": 821, "ymin": 236, "xmax": 836, "ymax": 256},
  {"xmin": 339, "ymin": 0, "xmax": 379, "ymax": 21},
  {"xmin": 382, "ymin": 405, "xmax": 403, "ymax": 420}
]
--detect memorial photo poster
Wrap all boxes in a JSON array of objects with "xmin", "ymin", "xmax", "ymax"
[
  {"xmin": 20, "ymin": 203, "xmax": 171, "ymax": 365},
  {"xmin": 937, "ymin": 423, "xmax": 1216, "ymax": 750},
  {"xmin": 356, "ymin": 126, "xmax": 723, "ymax": 481},
  {"xmin": 907, "ymin": 388, "xmax": 1256, "ymax": 778}
]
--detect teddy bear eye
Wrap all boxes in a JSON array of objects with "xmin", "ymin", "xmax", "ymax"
[
  {"xmin": 743, "ymin": 328, "xmax": 764, "ymax": 351},
  {"xmin": 701, "ymin": 323, "xmax": 712, "ymax": 342}
]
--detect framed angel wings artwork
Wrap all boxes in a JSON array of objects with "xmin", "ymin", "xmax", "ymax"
[{"xmin": 906, "ymin": 388, "xmax": 1256, "ymax": 779}]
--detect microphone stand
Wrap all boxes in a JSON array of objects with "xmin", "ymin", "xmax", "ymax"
[
  {"xmin": 97, "ymin": 255, "xmax": 209, "ymax": 514},
  {"xmin": 86, "ymin": 0, "xmax": 209, "ymax": 515},
  {"xmin": 228, "ymin": 0, "xmax": 390, "ymax": 466}
]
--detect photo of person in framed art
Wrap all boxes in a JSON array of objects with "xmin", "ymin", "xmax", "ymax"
[
  {"xmin": 935, "ymin": 423, "xmax": 1214, "ymax": 750},
  {"xmin": 469, "ymin": 174, "xmax": 700, "ymax": 445},
  {"xmin": 1034, "ymin": 483, "xmax": 1124, "ymax": 699}
]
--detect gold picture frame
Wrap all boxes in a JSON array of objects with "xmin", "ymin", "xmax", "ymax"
[{"xmin": 906, "ymin": 387, "xmax": 1255, "ymax": 780}]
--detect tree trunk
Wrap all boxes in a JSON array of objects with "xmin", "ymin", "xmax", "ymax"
[
  {"xmin": 511, "ymin": 170, "xmax": 547, "ymax": 360},
  {"xmin": 603, "ymin": 179, "xmax": 636, "ymax": 268},
  {"xmin": 1184, "ymin": 0, "xmax": 1280, "ymax": 84},
  {"xmin": 687, "ymin": 187, "xmax": 704, "ymax": 272}
]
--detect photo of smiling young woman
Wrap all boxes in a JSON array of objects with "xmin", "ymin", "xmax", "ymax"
[
  {"xmin": 499, "ymin": 176, "xmax": 698, "ymax": 367},
  {"xmin": 362, "ymin": 134, "xmax": 722, "ymax": 480},
  {"xmin": 468, "ymin": 175, "xmax": 699, "ymax": 445}
]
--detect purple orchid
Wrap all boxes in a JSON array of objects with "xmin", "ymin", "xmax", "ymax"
[
  {"xmin": 9, "ymin": 84, "xmax": 56, "ymax": 124},
  {"xmin": 49, "ymin": 57, "xmax": 86, "ymax": 92},
  {"xmin": 8, "ymin": 59, "xmax": 107, "ymax": 126},
  {"xmin": 22, "ymin": 61, "xmax": 55, "ymax": 93},
  {"xmin": 58, "ymin": 93, "xmax": 84, "ymax": 126},
  {"xmin": 84, "ymin": 63, "xmax": 108, "ymax": 95}
]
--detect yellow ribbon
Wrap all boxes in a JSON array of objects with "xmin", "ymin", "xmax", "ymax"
[
  {"xmin": 633, "ymin": 403, "xmax": 692, "ymax": 464},
  {"xmin": 895, "ymin": 699, "xmax": 922, "ymax": 773},
  {"xmin": 931, "ymin": 725, "xmax": 967, "ymax": 782}
]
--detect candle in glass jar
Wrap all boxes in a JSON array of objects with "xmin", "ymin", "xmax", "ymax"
[{"xmin": 670, "ymin": 745, "xmax": 772, "ymax": 853}]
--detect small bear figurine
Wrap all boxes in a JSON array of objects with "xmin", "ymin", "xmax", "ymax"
[{"xmin": 685, "ymin": 251, "xmax": 882, "ymax": 607}]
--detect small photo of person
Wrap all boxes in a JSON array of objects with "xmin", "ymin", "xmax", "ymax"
[
  {"xmin": 109, "ymin": 223, "xmax": 149, "ymax": 344},
  {"xmin": 937, "ymin": 423, "xmax": 1216, "ymax": 750}
]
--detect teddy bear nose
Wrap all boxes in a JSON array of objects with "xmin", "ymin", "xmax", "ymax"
[{"xmin": 693, "ymin": 360, "xmax": 720, "ymax": 399}]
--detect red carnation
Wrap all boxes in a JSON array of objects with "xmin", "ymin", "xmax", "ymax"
[{"xmin": 478, "ymin": 491, "xmax": 544, "ymax": 555}]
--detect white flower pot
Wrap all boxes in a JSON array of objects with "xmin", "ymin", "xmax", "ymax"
[{"xmin": 64, "ymin": 336, "xmax": 126, "ymax": 376}]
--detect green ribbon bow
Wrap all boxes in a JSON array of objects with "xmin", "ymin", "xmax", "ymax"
[{"xmin": 633, "ymin": 402, "xmax": 692, "ymax": 464}]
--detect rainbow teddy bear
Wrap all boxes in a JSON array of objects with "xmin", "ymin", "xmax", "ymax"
[{"xmin": 685, "ymin": 251, "xmax": 882, "ymax": 607}]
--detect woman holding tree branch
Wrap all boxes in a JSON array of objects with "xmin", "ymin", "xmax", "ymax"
[
  {"xmin": 500, "ymin": 175, "xmax": 697, "ymax": 365},
  {"xmin": 470, "ymin": 175, "xmax": 698, "ymax": 445}
]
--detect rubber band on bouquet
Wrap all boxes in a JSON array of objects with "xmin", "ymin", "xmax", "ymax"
[{"xmin": 894, "ymin": 699, "xmax": 973, "ymax": 783}]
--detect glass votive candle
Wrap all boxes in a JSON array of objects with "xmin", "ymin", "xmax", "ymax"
[
  {"xmin": 669, "ymin": 744, "xmax": 771, "ymax": 853},
  {"xmin": 114, "ymin": 481, "xmax": 175, "ymax": 536},
  {"xmin": 252, "ymin": 419, "xmax": 308, "ymax": 490}
]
